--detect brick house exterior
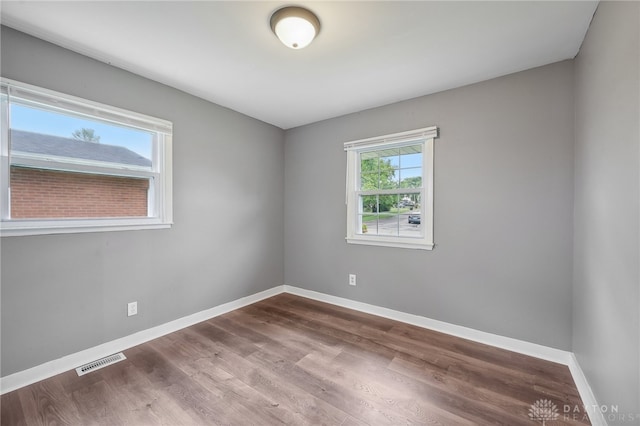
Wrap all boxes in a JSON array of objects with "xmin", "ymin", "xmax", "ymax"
[{"xmin": 9, "ymin": 130, "xmax": 152, "ymax": 219}]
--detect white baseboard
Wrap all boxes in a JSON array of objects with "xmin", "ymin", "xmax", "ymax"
[
  {"xmin": 283, "ymin": 285, "xmax": 572, "ymax": 364},
  {"xmin": 0, "ymin": 284, "xmax": 604, "ymax": 426},
  {"xmin": 284, "ymin": 285, "xmax": 603, "ymax": 425},
  {"xmin": 567, "ymin": 353, "xmax": 607, "ymax": 426},
  {"xmin": 0, "ymin": 285, "xmax": 285, "ymax": 395}
]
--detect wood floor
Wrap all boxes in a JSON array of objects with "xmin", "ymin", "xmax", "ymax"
[{"xmin": 1, "ymin": 293, "xmax": 590, "ymax": 425}]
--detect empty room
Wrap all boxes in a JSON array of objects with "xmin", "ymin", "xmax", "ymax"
[{"xmin": 0, "ymin": 1, "xmax": 638, "ymax": 425}]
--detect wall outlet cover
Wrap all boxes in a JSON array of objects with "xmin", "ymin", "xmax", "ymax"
[{"xmin": 127, "ymin": 301, "xmax": 138, "ymax": 317}]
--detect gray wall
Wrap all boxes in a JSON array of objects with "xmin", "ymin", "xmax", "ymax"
[
  {"xmin": 285, "ymin": 61, "xmax": 575, "ymax": 350},
  {"xmin": 573, "ymin": 2, "xmax": 640, "ymax": 422},
  {"xmin": 0, "ymin": 26, "xmax": 285, "ymax": 376}
]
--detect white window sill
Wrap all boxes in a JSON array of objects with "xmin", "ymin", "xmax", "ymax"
[
  {"xmin": 346, "ymin": 237, "xmax": 434, "ymax": 250},
  {"xmin": 1, "ymin": 219, "xmax": 172, "ymax": 237}
]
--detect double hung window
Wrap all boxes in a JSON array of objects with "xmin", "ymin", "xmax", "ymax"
[
  {"xmin": 345, "ymin": 126, "xmax": 438, "ymax": 250},
  {"xmin": 1, "ymin": 78, "xmax": 173, "ymax": 236}
]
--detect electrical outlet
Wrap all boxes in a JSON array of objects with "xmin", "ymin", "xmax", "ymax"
[
  {"xmin": 349, "ymin": 274, "xmax": 357, "ymax": 286},
  {"xmin": 127, "ymin": 301, "xmax": 138, "ymax": 317}
]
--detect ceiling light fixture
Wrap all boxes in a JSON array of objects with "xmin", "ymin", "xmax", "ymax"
[{"xmin": 270, "ymin": 6, "xmax": 320, "ymax": 50}]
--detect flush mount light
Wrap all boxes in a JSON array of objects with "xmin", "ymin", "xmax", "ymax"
[{"xmin": 270, "ymin": 6, "xmax": 320, "ymax": 49}]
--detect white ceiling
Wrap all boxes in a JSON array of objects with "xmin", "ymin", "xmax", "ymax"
[{"xmin": 1, "ymin": 1, "xmax": 598, "ymax": 129}]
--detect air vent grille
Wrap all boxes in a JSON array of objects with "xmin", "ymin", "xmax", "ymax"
[{"xmin": 75, "ymin": 352, "xmax": 126, "ymax": 376}]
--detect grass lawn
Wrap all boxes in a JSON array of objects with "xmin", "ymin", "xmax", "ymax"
[{"xmin": 362, "ymin": 207, "xmax": 414, "ymax": 222}]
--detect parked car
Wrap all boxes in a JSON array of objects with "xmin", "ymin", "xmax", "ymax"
[{"xmin": 408, "ymin": 212, "xmax": 421, "ymax": 224}]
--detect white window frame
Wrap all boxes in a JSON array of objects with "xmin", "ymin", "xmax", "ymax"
[
  {"xmin": 345, "ymin": 126, "xmax": 438, "ymax": 250},
  {"xmin": 0, "ymin": 78, "xmax": 173, "ymax": 237}
]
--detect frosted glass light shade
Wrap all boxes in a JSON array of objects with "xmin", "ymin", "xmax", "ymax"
[{"xmin": 270, "ymin": 7, "xmax": 320, "ymax": 49}]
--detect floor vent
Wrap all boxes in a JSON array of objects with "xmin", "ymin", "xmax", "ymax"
[{"xmin": 75, "ymin": 352, "xmax": 126, "ymax": 376}]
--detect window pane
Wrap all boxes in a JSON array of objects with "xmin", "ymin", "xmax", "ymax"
[
  {"xmin": 360, "ymin": 153, "xmax": 380, "ymax": 190},
  {"xmin": 10, "ymin": 103, "xmax": 153, "ymax": 170},
  {"xmin": 360, "ymin": 215, "xmax": 377, "ymax": 235},
  {"xmin": 379, "ymin": 149, "xmax": 399, "ymax": 189},
  {"xmin": 399, "ymin": 193, "xmax": 422, "ymax": 238},
  {"xmin": 399, "ymin": 144, "xmax": 422, "ymax": 189},
  {"xmin": 378, "ymin": 211, "xmax": 399, "ymax": 236},
  {"xmin": 360, "ymin": 195, "xmax": 378, "ymax": 235},
  {"xmin": 399, "ymin": 144, "xmax": 422, "ymax": 167}
]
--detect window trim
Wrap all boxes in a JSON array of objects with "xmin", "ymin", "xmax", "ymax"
[
  {"xmin": 0, "ymin": 78, "xmax": 173, "ymax": 237},
  {"xmin": 344, "ymin": 126, "xmax": 438, "ymax": 250}
]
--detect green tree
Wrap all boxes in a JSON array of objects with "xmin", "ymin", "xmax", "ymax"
[
  {"xmin": 400, "ymin": 176, "xmax": 422, "ymax": 188},
  {"xmin": 360, "ymin": 157, "xmax": 396, "ymax": 212},
  {"xmin": 72, "ymin": 128, "xmax": 101, "ymax": 143}
]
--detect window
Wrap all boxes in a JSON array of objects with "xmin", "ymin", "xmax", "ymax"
[
  {"xmin": 0, "ymin": 78, "xmax": 173, "ymax": 236},
  {"xmin": 345, "ymin": 126, "xmax": 438, "ymax": 250}
]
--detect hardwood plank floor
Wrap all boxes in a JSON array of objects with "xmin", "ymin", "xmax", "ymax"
[{"xmin": 1, "ymin": 293, "xmax": 590, "ymax": 425}]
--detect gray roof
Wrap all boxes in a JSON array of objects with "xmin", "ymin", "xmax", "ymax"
[{"xmin": 10, "ymin": 129, "xmax": 152, "ymax": 167}]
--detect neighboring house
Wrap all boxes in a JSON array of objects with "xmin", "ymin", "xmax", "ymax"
[{"xmin": 9, "ymin": 129, "xmax": 151, "ymax": 218}]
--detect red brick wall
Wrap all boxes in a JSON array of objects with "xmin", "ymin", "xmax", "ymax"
[{"xmin": 10, "ymin": 166, "xmax": 149, "ymax": 219}]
